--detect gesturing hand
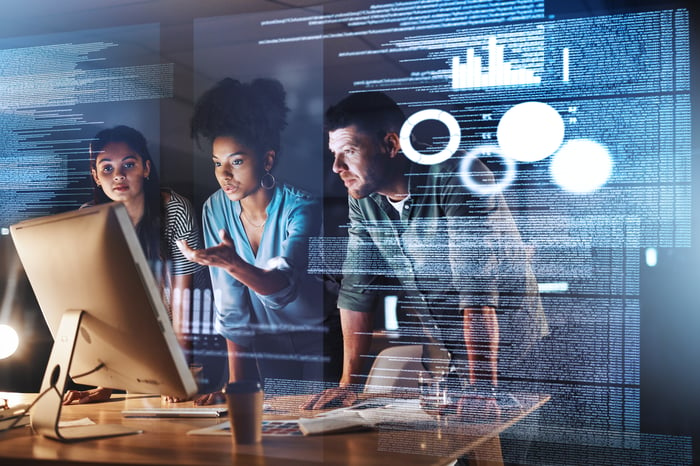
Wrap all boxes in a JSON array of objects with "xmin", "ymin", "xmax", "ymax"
[{"xmin": 177, "ymin": 229, "xmax": 241, "ymax": 270}]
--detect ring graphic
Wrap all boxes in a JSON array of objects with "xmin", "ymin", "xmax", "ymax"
[
  {"xmin": 399, "ymin": 109, "xmax": 461, "ymax": 165},
  {"xmin": 459, "ymin": 145, "xmax": 516, "ymax": 195}
]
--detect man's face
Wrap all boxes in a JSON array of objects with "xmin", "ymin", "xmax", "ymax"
[{"xmin": 328, "ymin": 125, "xmax": 392, "ymax": 199}]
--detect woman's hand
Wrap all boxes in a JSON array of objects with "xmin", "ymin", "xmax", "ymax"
[
  {"xmin": 62, "ymin": 387, "xmax": 113, "ymax": 405},
  {"xmin": 193, "ymin": 391, "xmax": 227, "ymax": 406},
  {"xmin": 177, "ymin": 229, "xmax": 241, "ymax": 271},
  {"xmin": 162, "ymin": 395, "xmax": 192, "ymax": 403}
]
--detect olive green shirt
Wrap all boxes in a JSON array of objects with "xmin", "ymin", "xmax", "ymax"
[{"xmin": 337, "ymin": 156, "xmax": 549, "ymax": 376}]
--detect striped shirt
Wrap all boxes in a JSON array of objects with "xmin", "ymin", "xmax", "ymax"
[{"xmin": 162, "ymin": 189, "xmax": 202, "ymax": 276}]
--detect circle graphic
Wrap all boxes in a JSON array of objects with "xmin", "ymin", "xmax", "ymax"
[
  {"xmin": 459, "ymin": 145, "xmax": 516, "ymax": 195},
  {"xmin": 550, "ymin": 139, "xmax": 612, "ymax": 193},
  {"xmin": 399, "ymin": 109, "xmax": 461, "ymax": 165},
  {"xmin": 497, "ymin": 101, "xmax": 565, "ymax": 162}
]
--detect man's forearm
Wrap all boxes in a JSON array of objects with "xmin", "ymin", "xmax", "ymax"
[
  {"xmin": 339, "ymin": 308, "xmax": 375, "ymax": 387},
  {"xmin": 463, "ymin": 305, "xmax": 499, "ymax": 387}
]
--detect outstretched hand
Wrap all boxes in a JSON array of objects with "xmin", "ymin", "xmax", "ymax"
[{"xmin": 177, "ymin": 229, "xmax": 241, "ymax": 270}]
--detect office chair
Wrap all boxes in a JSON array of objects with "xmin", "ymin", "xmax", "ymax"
[{"xmin": 363, "ymin": 344, "xmax": 425, "ymax": 394}]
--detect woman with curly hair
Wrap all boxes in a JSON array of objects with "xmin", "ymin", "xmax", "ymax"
[{"xmin": 180, "ymin": 78, "xmax": 336, "ymax": 403}]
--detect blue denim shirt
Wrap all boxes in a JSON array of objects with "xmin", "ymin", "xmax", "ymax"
[{"xmin": 203, "ymin": 183, "xmax": 325, "ymax": 347}]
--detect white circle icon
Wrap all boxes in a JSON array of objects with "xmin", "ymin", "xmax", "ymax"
[
  {"xmin": 550, "ymin": 139, "xmax": 612, "ymax": 193},
  {"xmin": 399, "ymin": 109, "xmax": 461, "ymax": 165},
  {"xmin": 497, "ymin": 101, "xmax": 565, "ymax": 162}
]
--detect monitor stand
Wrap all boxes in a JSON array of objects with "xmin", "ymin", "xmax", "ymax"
[{"xmin": 31, "ymin": 309, "xmax": 142, "ymax": 442}]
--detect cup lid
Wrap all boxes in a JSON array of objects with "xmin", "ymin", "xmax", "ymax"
[{"xmin": 223, "ymin": 380, "xmax": 262, "ymax": 394}]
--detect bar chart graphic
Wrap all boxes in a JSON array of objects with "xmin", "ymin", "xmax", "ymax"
[{"xmin": 451, "ymin": 36, "xmax": 541, "ymax": 89}]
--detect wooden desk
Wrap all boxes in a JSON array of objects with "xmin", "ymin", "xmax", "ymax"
[{"xmin": 0, "ymin": 391, "xmax": 548, "ymax": 466}]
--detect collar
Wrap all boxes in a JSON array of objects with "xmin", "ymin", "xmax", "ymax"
[
  {"xmin": 368, "ymin": 161, "xmax": 429, "ymax": 204},
  {"xmin": 367, "ymin": 162, "xmax": 431, "ymax": 219}
]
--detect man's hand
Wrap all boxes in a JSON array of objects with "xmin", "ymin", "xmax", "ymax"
[
  {"xmin": 177, "ymin": 229, "xmax": 241, "ymax": 270},
  {"xmin": 62, "ymin": 387, "xmax": 113, "ymax": 405},
  {"xmin": 302, "ymin": 385, "xmax": 358, "ymax": 410},
  {"xmin": 454, "ymin": 394, "xmax": 501, "ymax": 424}
]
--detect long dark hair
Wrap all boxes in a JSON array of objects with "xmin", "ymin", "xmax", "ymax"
[{"xmin": 89, "ymin": 125, "xmax": 163, "ymax": 265}]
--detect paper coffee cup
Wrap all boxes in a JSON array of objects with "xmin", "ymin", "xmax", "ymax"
[{"xmin": 224, "ymin": 380, "xmax": 263, "ymax": 444}]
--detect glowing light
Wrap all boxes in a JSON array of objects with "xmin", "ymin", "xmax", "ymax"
[
  {"xmin": 0, "ymin": 324, "xmax": 19, "ymax": 359},
  {"xmin": 384, "ymin": 295, "xmax": 399, "ymax": 331},
  {"xmin": 538, "ymin": 282, "xmax": 569, "ymax": 293},
  {"xmin": 459, "ymin": 145, "xmax": 516, "ymax": 195},
  {"xmin": 496, "ymin": 101, "xmax": 565, "ymax": 162},
  {"xmin": 645, "ymin": 248, "xmax": 658, "ymax": 267},
  {"xmin": 550, "ymin": 139, "xmax": 612, "ymax": 193},
  {"xmin": 400, "ymin": 109, "xmax": 461, "ymax": 165}
]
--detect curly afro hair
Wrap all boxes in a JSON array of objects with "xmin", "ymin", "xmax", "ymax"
[{"xmin": 191, "ymin": 77, "xmax": 289, "ymax": 156}]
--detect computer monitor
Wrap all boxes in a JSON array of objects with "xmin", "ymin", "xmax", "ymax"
[{"xmin": 10, "ymin": 202, "xmax": 197, "ymax": 441}]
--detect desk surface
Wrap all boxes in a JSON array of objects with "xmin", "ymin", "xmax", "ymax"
[{"xmin": 0, "ymin": 391, "xmax": 548, "ymax": 466}]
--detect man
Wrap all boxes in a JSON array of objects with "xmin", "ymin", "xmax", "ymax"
[{"xmin": 305, "ymin": 91, "xmax": 548, "ymax": 410}]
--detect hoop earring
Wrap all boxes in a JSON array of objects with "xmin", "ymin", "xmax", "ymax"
[{"xmin": 260, "ymin": 170, "xmax": 276, "ymax": 190}]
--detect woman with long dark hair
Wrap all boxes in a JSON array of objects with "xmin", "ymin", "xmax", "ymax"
[{"xmin": 63, "ymin": 125, "xmax": 203, "ymax": 404}]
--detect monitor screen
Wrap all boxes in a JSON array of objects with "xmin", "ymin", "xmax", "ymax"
[{"xmin": 10, "ymin": 202, "xmax": 197, "ymax": 441}]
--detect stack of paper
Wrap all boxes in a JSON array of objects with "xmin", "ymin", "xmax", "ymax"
[{"xmin": 0, "ymin": 404, "xmax": 30, "ymax": 432}]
